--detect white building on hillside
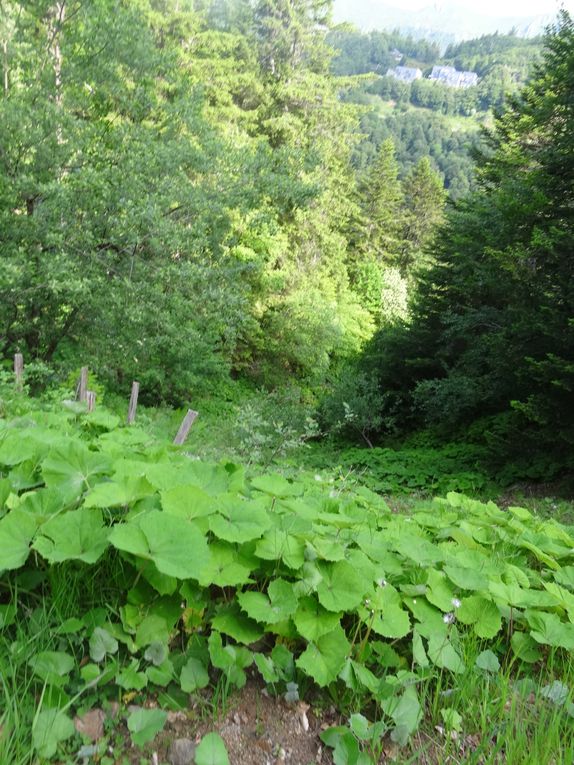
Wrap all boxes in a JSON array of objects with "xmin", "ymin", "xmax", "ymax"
[
  {"xmin": 386, "ymin": 66, "xmax": 423, "ymax": 83},
  {"xmin": 429, "ymin": 65, "xmax": 478, "ymax": 88}
]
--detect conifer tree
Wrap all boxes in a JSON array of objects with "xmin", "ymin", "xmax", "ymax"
[
  {"xmin": 400, "ymin": 156, "xmax": 446, "ymax": 275},
  {"xmin": 254, "ymin": 0, "xmax": 331, "ymax": 79},
  {"xmin": 357, "ymin": 138, "xmax": 405, "ymax": 265}
]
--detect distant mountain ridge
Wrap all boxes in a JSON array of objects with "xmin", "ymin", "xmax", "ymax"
[{"xmin": 332, "ymin": 1, "xmax": 556, "ymax": 44}]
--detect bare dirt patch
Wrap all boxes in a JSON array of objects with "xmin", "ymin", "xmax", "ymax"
[
  {"xmin": 193, "ymin": 682, "xmax": 333, "ymax": 765},
  {"xmin": 112, "ymin": 678, "xmax": 338, "ymax": 765}
]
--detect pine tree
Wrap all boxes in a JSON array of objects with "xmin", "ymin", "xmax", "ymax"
[
  {"xmin": 400, "ymin": 156, "xmax": 446, "ymax": 275},
  {"xmin": 254, "ymin": 0, "xmax": 331, "ymax": 80},
  {"xmin": 357, "ymin": 138, "xmax": 405, "ymax": 264}
]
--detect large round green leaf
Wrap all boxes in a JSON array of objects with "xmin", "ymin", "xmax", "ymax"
[
  {"xmin": 42, "ymin": 443, "xmax": 112, "ymax": 501},
  {"xmin": 0, "ymin": 509, "xmax": 37, "ymax": 570},
  {"xmin": 296, "ymin": 624, "xmax": 350, "ymax": 687},
  {"xmin": 209, "ymin": 499, "xmax": 271, "ymax": 543},
  {"xmin": 109, "ymin": 510, "xmax": 209, "ymax": 580},
  {"xmin": 251, "ymin": 473, "xmax": 302, "ymax": 498},
  {"xmin": 160, "ymin": 484, "xmax": 215, "ymax": 520},
  {"xmin": 33, "ymin": 508, "xmax": 109, "ymax": 564},
  {"xmin": 127, "ymin": 708, "xmax": 167, "ymax": 747},
  {"xmin": 316, "ymin": 561, "xmax": 368, "ymax": 612},
  {"xmin": 197, "ymin": 542, "xmax": 253, "ymax": 588},
  {"xmin": 32, "ymin": 709, "xmax": 75, "ymax": 758},
  {"xmin": 195, "ymin": 732, "xmax": 230, "ymax": 765},
  {"xmin": 293, "ymin": 596, "xmax": 341, "ymax": 641},
  {"xmin": 457, "ymin": 596, "xmax": 502, "ymax": 639},
  {"xmin": 84, "ymin": 476, "xmax": 155, "ymax": 508}
]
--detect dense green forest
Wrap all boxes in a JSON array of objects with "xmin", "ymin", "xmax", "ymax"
[
  {"xmin": 1, "ymin": 0, "xmax": 572, "ymax": 480},
  {"xmin": 0, "ymin": 0, "xmax": 364, "ymax": 399},
  {"xmin": 328, "ymin": 27, "xmax": 543, "ymax": 196},
  {"xmin": 0, "ymin": 0, "xmax": 447, "ymax": 404},
  {"xmin": 1, "ymin": 3, "xmax": 574, "ymax": 763}
]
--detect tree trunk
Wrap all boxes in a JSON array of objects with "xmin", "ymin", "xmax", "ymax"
[
  {"xmin": 50, "ymin": 2, "xmax": 66, "ymax": 143},
  {"xmin": 2, "ymin": 39, "xmax": 8, "ymax": 94}
]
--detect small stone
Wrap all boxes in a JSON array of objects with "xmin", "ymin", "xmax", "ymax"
[
  {"xmin": 74, "ymin": 708, "xmax": 105, "ymax": 741},
  {"xmin": 167, "ymin": 710, "xmax": 188, "ymax": 725},
  {"xmin": 107, "ymin": 701, "xmax": 120, "ymax": 720},
  {"xmin": 297, "ymin": 702, "xmax": 310, "ymax": 732},
  {"xmin": 168, "ymin": 737, "xmax": 197, "ymax": 765}
]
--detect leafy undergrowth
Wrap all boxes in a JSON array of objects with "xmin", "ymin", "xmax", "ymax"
[
  {"xmin": 291, "ymin": 443, "xmax": 495, "ymax": 498},
  {"xmin": 1, "ymin": 392, "xmax": 574, "ymax": 764}
]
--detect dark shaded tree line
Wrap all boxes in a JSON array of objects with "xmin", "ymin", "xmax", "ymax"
[{"xmin": 340, "ymin": 12, "xmax": 574, "ymax": 479}]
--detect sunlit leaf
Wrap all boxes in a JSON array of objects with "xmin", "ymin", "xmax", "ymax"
[
  {"xmin": 209, "ymin": 500, "xmax": 271, "ymax": 543},
  {"xmin": 42, "ymin": 443, "xmax": 112, "ymax": 501},
  {"xmin": 33, "ymin": 709, "xmax": 75, "ymax": 758},
  {"xmin": 28, "ymin": 651, "xmax": 74, "ymax": 686},
  {"xmin": 109, "ymin": 510, "xmax": 209, "ymax": 580},
  {"xmin": 316, "ymin": 561, "xmax": 368, "ymax": 612},
  {"xmin": 457, "ymin": 596, "xmax": 502, "ymax": 639},
  {"xmin": 33, "ymin": 507, "xmax": 109, "ymax": 564},
  {"xmin": 296, "ymin": 625, "xmax": 350, "ymax": 687},
  {"xmin": 180, "ymin": 658, "xmax": 210, "ymax": 692},
  {"xmin": 0, "ymin": 509, "xmax": 36, "ymax": 570},
  {"xmin": 293, "ymin": 596, "xmax": 341, "ymax": 642},
  {"xmin": 127, "ymin": 708, "xmax": 167, "ymax": 747},
  {"xmin": 195, "ymin": 732, "xmax": 230, "ymax": 765}
]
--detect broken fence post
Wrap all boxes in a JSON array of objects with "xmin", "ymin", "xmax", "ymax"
[
  {"xmin": 127, "ymin": 381, "xmax": 139, "ymax": 425},
  {"xmin": 86, "ymin": 390, "xmax": 96, "ymax": 412},
  {"xmin": 14, "ymin": 353, "xmax": 23, "ymax": 390},
  {"xmin": 77, "ymin": 366, "xmax": 88, "ymax": 403},
  {"xmin": 173, "ymin": 409, "xmax": 198, "ymax": 445}
]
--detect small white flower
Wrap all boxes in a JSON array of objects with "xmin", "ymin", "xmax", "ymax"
[
  {"xmin": 443, "ymin": 612, "xmax": 455, "ymax": 624},
  {"xmin": 364, "ymin": 599, "xmax": 370, "ymax": 606},
  {"xmin": 413, "ymin": 599, "xmax": 417, "ymax": 604},
  {"xmin": 451, "ymin": 598, "xmax": 461, "ymax": 609},
  {"xmin": 376, "ymin": 578, "xmax": 387, "ymax": 588}
]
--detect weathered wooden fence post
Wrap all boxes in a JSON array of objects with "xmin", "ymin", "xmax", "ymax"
[
  {"xmin": 77, "ymin": 366, "xmax": 88, "ymax": 403},
  {"xmin": 173, "ymin": 409, "xmax": 198, "ymax": 445},
  {"xmin": 14, "ymin": 353, "xmax": 23, "ymax": 390},
  {"xmin": 86, "ymin": 390, "xmax": 96, "ymax": 412},
  {"xmin": 127, "ymin": 381, "xmax": 139, "ymax": 425}
]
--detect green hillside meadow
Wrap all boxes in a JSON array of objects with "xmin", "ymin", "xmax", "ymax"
[{"xmin": 1, "ymin": 386, "xmax": 573, "ymax": 763}]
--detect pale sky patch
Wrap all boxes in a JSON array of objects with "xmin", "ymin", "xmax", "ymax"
[{"xmin": 391, "ymin": 0, "xmax": 573, "ymax": 16}]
